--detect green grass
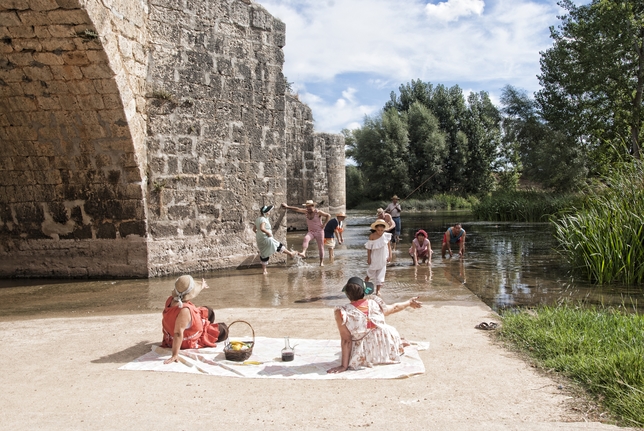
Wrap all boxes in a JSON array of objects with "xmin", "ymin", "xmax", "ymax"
[
  {"xmin": 472, "ymin": 190, "xmax": 579, "ymax": 222},
  {"xmin": 499, "ymin": 305, "xmax": 644, "ymax": 427},
  {"xmin": 552, "ymin": 160, "xmax": 644, "ymax": 284}
]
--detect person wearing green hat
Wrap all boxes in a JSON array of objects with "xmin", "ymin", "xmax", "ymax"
[
  {"xmin": 253, "ymin": 205, "xmax": 297, "ymax": 274},
  {"xmin": 327, "ymin": 277, "xmax": 422, "ymax": 374}
]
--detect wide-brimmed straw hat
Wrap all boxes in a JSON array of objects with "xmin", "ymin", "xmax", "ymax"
[
  {"xmin": 376, "ymin": 208, "xmax": 384, "ymax": 215},
  {"xmin": 391, "ymin": 195, "xmax": 400, "ymax": 200},
  {"xmin": 336, "ymin": 212, "xmax": 346, "ymax": 218},
  {"xmin": 302, "ymin": 200, "xmax": 316, "ymax": 207},
  {"xmin": 172, "ymin": 275, "xmax": 204, "ymax": 307},
  {"xmin": 370, "ymin": 219, "xmax": 388, "ymax": 230}
]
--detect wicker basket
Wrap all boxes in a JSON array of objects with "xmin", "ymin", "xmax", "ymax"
[{"xmin": 223, "ymin": 320, "xmax": 255, "ymax": 362}]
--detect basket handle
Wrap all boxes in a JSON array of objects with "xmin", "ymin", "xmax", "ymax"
[{"xmin": 226, "ymin": 320, "xmax": 255, "ymax": 343}]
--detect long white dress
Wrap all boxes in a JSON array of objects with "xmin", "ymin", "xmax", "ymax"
[
  {"xmin": 365, "ymin": 232, "xmax": 391, "ymax": 284},
  {"xmin": 255, "ymin": 216, "xmax": 280, "ymax": 259},
  {"xmin": 337, "ymin": 296, "xmax": 403, "ymax": 369}
]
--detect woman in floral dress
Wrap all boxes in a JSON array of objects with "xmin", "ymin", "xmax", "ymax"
[{"xmin": 327, "ymin": 277, "xmax": 422, "ymax": 373}]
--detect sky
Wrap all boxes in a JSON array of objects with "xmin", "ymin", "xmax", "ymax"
[{"xmin": 258, "ymin": 0, "xmax": 589, "ymax": 134}]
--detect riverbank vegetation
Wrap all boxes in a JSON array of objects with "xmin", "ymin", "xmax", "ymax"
[
  {"xmin": 351, "ymin": 194, "xmax": 477, "ymax": 212},
  {"xmin": 552, "ymin": 160, "xmax": 644, "ymax": 284},
  {"xmin": 499, "ymin": 305, "xmax": 644, "ymax": 427},
  {"xmin": 472, "ymin": 191, "xmax": 579, "ymax": 222}
]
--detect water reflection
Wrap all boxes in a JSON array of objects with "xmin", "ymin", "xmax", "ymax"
[{"xmin": 1, "ymin": 210, "xmax": 643, "ymax": 320}]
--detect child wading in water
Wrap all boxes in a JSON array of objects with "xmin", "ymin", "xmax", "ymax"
[{"xmin": 365, "ymin": 219, "xmax": 392, "ymax": 295}]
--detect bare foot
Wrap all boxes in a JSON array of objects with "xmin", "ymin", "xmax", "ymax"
[{"xmin": 298, "ymin": 252, "xmax": 306, "ymax": 258}]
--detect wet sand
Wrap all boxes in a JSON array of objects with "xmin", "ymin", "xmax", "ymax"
[{"xmin": 1, "ymin": 294, "xmax": 633, "ymax": 430}]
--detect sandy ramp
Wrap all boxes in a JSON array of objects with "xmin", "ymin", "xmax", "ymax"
[{"xmin": 0, "ymin": 302, "xmax": 633, "ymax": 430}]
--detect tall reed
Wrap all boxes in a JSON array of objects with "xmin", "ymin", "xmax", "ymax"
[
  {"xmin": 472, "ymin": 191, "xmax": 576, "ymax": 222},
  {"xmin": 500, "ymin": 305, "xmax": 644, "ymax": 426},
  {"xmin": 552, "ymin": 160, "xmax": 644, "ymax": 284}
]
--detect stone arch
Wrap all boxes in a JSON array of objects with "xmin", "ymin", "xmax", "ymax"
[{"xmin": 0, "ymin": 0, "xmax": 149, "ymax": 277}]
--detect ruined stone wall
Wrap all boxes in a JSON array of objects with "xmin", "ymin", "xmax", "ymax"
[
  {"xmin": 0, "ymin": 0, "xmax": 149, "ymax": 277},
  {"xmin": 0, "ymin": 0, "xmax": 344, "ymax": 278},
  {"xmin": 284, "ymin": 94, "xmax": 345, "ymax": 230},
  {"xmin": 144, "ymin": 0, "xmax": 288, "ymax": 275}
]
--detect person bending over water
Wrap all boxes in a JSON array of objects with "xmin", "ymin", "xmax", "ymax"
[
  {"xmin": 327, "ymin": 277, "xmax": 422, "ymax": 374},
  {"xmin": 442, "ymin": 223, "xmax": 466, "ymax": 258},
  {"xmin": 281, "ymin": 200, "xmax": 330, "ymax": 266},
  {"xmin": 162, "ymin": 275, "xmax": 228, "ymax": 364},
  {"xmin": 409, "ymin": 229, "xmax": 432, "ymax": 266}
]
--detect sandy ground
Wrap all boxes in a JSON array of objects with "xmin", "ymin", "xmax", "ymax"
[{"xmin": 0, "ymin": 299, "xmax": 635, "ymax": 431}]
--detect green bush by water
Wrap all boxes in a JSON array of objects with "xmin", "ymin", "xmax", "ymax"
[
  {"xmin": 552, "ymin": 160, "xmax": 644, "ymax": 284},
  {"xmin": 499, "ymin": 305, "xmax": 644, "ymax": 426},
  {"xmin": 351, "ymin": 194, "xmax": 477, "ymax": 211},
  {"xmin": 472, "ymin": 191, "xmax": 578, "ymax": 222}
]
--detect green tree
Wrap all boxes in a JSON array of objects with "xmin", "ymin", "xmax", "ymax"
[
  {"xmin": 462, "ymin": 91, "xmax": 502, "ymax": 194},
  {"xmin": 345, "ymin": 109, "xmax": 411, "ymax": 200},
  {"xmin": 501, "ymin": 85, "xmax": 587, "ymax": 191},
  {"xmin": 386, "ymin": 80, "xmax": 498, "ymax": 193},
  {"xmin": 345, "ymin": 165, "xmax": 366, "ymax": 208},
  {"xmin": 406, "ymin": 101, "xmax": 447, "ymax": 195},
  {"xmin": 537, "ymin": 0, "xmax": 644, "ymax": 162}
]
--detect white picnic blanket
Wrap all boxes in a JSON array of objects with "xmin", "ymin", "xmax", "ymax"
[{"xmin": 119, "ymin": 337, "xmax": 428, "ymax": 380}]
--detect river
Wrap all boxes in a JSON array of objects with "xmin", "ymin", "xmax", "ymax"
[{"xmin": 1, "ymin": 210, "xmax": 642, "ymax": 320}]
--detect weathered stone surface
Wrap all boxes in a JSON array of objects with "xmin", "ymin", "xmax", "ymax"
[{"xmin": 0, "ymin": 0, "xmax": 344, "ymax": 278}]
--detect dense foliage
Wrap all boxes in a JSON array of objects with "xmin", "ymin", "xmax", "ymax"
[
  {"xmin": 345, "ymin": 81, "xmax": 501, "ymax": 202},
  {"xmin": 537, "ymin": 0, "xmax": 644, "ymax": 165},
  {"xmin": 473, "ymin": 191, "xmax": 578, "ymax": 222},
  {"xmin": 500, "ymin": 306, "xmax": 644, "ymax": 426},
  {"xmin": 552, "ymin": 159, "xmax": 644, "ymax": 284}
]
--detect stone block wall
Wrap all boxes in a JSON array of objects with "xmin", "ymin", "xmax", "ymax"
[
  {"xmin": 144, "ymin": 0, "xmax": 289, "ymax": 275},
  {"xmin": 0, "ymin": 0, "xmax": 149, "ymax": 277},
  {"xmin": 0, "ymin": 0, "xmax": 345, "ymax": 278},
  {"xmin": 284, "ymin": 94, "xmax": 345, "ymax": 230}
]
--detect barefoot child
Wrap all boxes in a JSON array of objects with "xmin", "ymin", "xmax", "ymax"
[
  {"xmin": 409, "ymin": 229, "xmax": 432, "ymax": 266},
  {"xmin": 365, "ymin": 219, "xmax": 392, "ymax": 295},
  {"xmin": 323, "ymin": 212, "xmax": 347, "ymax": 261}
]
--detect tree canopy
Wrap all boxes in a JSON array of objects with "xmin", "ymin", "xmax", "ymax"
[
  {"xmin": 537, "ymin": 0, "xmax": 644, "ymax": 163},
  {"xmin": 346, "ymin": 80, "xmax": 501, "ymax": 201}
]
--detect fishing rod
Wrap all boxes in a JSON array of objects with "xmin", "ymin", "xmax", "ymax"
[{"xmin": 400, "ymin": 169, "xmax": 441, "ymax": 202}]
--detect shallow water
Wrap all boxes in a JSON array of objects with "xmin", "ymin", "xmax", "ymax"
[{"xmin": 1, "ymin": 210, "xmax": 643, "ymax": 320}]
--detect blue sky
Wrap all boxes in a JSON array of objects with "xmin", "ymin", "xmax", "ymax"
[{"xmin": 259, "ymin": 0, "xmax": 590, "ymax": 133}]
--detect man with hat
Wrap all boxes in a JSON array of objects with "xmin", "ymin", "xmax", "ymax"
[
  {"xmin": 323, "ymin": 212, "xmax": 347, "ymax": 261},
  {"xmin": 384, "ymin": 195, "xmax": 402, "ymax": 248},
  {"xmin": 161, "ymin": 275, "xmax": 228, "ymax": 364},
  {"xmin": 281, "ymin": 199, "xmax": 331, "ymax": 266}
]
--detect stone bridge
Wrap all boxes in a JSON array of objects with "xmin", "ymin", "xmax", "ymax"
[{"xmin": 0, "ymin": 0, "xmax": 345, "ymax": 278}]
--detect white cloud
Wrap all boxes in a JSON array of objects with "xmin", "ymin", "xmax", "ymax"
[
  {"xmin": 259, "ymin": 0, "xmax": 564, "ymax": 132},
  {"xmin": 298, "ymin": 87, "xmax": 380, "ymax": 133},
  {"xmin": 425, "ymin": 0, "xmax": 485, "ymax": 22}
]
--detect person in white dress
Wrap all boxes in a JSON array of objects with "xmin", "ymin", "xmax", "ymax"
[
  {"xmin": 327, "ymin": 277, "xmax": 422, "ymax": 373},
  {"xmin": 365, "ymin": 219, "xmax": 392, "ymax": 295}
]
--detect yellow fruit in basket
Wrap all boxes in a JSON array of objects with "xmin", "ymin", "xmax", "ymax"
[{"xmin": 232, "ymin": 344, "xmax": 242, "ymax": 351}]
